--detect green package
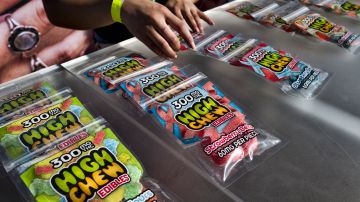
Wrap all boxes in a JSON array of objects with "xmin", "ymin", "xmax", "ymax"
[
  {"xmin": 0, "ymin": 82, "xmax": 61, "ymax": 125},
  {"xmin": 17, "ymin": 127, "xmax": 147, "ymax": 202},
  {"xmin": 0, "ymin": 97, "xmax": 95, "ymax": 166}
]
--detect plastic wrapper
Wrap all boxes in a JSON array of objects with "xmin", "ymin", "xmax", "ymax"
[
  {"xmin": 176, "ymin": 29, "xmax": 222, "ymax": 51},
  {"xmin": 300, "ymin": 0, "xmax": 360, "ymax": 18},
  {"xmin": 194, "ymin": 30, "xmax": 249, "ymax": 60},
  {"xmin": 82, "ymin": 53, "xmax": 160, "ymax": 94},
  {"xmin": 131, "ymin": 72, "xmax": 282, "ymax": 183},
  {"xmin": 0, "ymin": 82, "xmax": 72, "ymax": 125},
  {"xmin": 223, "ymin": 37, "xmax": 329, "ymax": 99},
  {"xmin": 9, "ymin": 119, "xmax": 178, "ymax": 202},
  {"xmin": 256, "ymin": 1, "xmax": 311, "ymax": 32},
  {"xmin": 291, "ymin": 12, "xmax": 360, "ymax": 53},
  {"xmin": 226, "ymin": 0, "xmax": 277, "ymax": 20},
  {"xmin": 0, "ymin": 96, "xmax": 96, "ymax": 171}
]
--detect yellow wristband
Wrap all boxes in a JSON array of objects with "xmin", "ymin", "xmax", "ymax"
[{"xmin": 111, "ymin": 0, "xmax": 124, "ymax": 23}]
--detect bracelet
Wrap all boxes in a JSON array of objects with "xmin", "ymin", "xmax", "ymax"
[{"xmin": 111, "ymin": 0, "xmax": 124, "ymax": 23}]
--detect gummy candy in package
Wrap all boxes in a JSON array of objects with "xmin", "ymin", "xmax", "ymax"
[
  {"xmin": 177, "ymin": 29, "xmax": 221, "ymax": 51},
  {"xmin": 120, "ymin": 61, "xmax": 199, "ymax": 114},
  {"xmin": 0, "ymin": 96, "xmax": 97, "ymax": 171},
  {"xmin": 134, "ymin": 72, "xmax": 282, "ymax": 183},
  {"xmin": 195, "ymin": 30, "xmax": 249, "ymax": 60},
  {"xmin": 0, "ymin": 82, "xmax": 72, "ymax": 126},
  {"xmin": 300, "ymin": 0, "xmax": 360, "ymax": 18},
  {"xmin": 10, "ymin": 119, "xmax": 178, "ymax": 202},
  {"xmin": 291, "ymin": 12, "xmax": 360, "ymax": 53},
  {"xmin": 226, "ymin": 0, "xmax": 277, "ymax": 20},
  {"xmin": 223, "ymin": 37, "xmax": 329, "ymax": 99},
  {"xmin": 82, "ymin": 53, "xmax": 163, "ymax": 94},
  {"xmin": 256, "ymin": 1, "xmax": 311, "ymax": 32}
]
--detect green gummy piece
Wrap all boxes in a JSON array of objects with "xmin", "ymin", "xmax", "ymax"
[
  {"xmin": 127, "ymin": 165, "xmax": 142, "ymax": 183},
  {"xmin": 29, "ymin": 178, "xmax": 56, "ymax": 196},
  {"xmin": 124, "ymin": 182, "xmax": 143, "ymax": 200}
]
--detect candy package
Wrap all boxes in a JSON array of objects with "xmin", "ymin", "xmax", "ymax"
[
  {"xmin": 9, "ymin": 119, "xmax": 178, "ymax": 202},
  {"xmin": 120, "ymin": 61, "xmax": 199, "ymax": 113},
  {"xmin": 195, "ymin": 30, "xmax": 249, "ymax": 60},
  {"xmin": 133, "ymin": 72, "xmax": 282, "ymax": 183},
  {"xmin": 0, "ymin": 97, "xmax": 97, "ymax": 171},
  {"xmin": 177, "ymin": 29, "xmax": 221, "ymax": 51},
  {"xmin": 291, "ymin": 11, "xmax": 360, "ymax": 53},
  {"xmin": 256, "ymin": 1, "xmax": 311, "ymax": 32},
  {"xmin": 226, "ymin": 0, "xmax": 277, "ymax": 20},
  {"xmin": 300, "ymin": 0, "xmax": 360, "ymax": 18},
  {"xmin": 223, "ymin": 37, "xmax": 329, "ymax": 99},
  {"xmin": 82, "ymin": 53, "xmax": 158, "ymax": 94},
  {"xmin": 0, "ymin": 82, "xmax": 71, "ymax": 125}
]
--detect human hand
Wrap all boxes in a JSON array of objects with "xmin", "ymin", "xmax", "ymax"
[
  {"xmin": 165, "ymin": 0, "xmax": 214, "ymax": 33},
  {"xmin": 0, "ymin": 0, "xmax": 95, "ymax": 83},
  {"xmin": 121, "ymin": 0, "xmax": 195, "ymax": 59}
]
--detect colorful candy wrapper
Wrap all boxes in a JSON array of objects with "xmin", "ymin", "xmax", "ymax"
[
  {"xmin": 0, "ymin": 82, "xmax": 70, "ymax": 125},
  {"xmin": 291, "ymin": 12, "xmax": 360, "ymax": 53},
  {"xmin": 256, "ymin": 1, "xmax": 311, "ymax": 32},
  {"xmin": 137, "ymin": 72, "xmax": 281, "ymax": 183},
  {"xmin": 300, "ymin": 0, "xmax": 360, "ymax": 18},
  {"xmin": 223, "ymin": 37, "xmax": 329, "ymax": 99},
  {"xmin": 10, "ymin": 120, "xmax": 177, "ymax": 202},
  {"xmin": 226, "ymin": 0, "xmax": 277, "ymax": 20},
  {"xmin": 83, "ymin": 53, "xmax": 155, "ymax": 94},
  {"xmin": 195, "ymin": 30, "xmax": 249, "ymax": 60},
  {"xmin": 0, "ymin": 97, "xmax": 96, "ymax": 171},
  {"xmin": 120, "ymin": 61, "xmax": 198, "ymax": 112},
  {"xmin": 177, "ymin": 29, "xmax": 220, "ymax": 51}
]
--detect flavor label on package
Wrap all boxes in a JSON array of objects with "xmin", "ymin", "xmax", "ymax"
[
  {"xmin": 229, "ymin": 42, "xmax": 321, "ymax": 90},
  {"xmin": 121, "ymin": 65, "xmax": 190, "ymax": 109},
  {"xmin": 147, "ymin": 80, "xmax": 250, "ymax": 146},
  {"xmin": 84, "ymin": 54, "xmax": 149, "ymax": 94},
  {"xmin": 293, "ymin": 13, "xmax": 360, "ymax": 48},
  {"xmin": 18, "ymin": 127, "xmax": 158, "ymax": 202},
  {"xmin": 0, "ymin": 82, "xmax": 58, "ymax": 124},
  {"xmin": 0, "ymin": 97, "xmax": 94, "ymax": 162},
  {"xmin": 198, "ymin": 33, "xmax": 247, "ymax": 59}
]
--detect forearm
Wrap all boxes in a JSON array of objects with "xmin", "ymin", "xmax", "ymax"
[{"xmin": 42, "ymin": 0, "xmax": 113, "ymax": 29}]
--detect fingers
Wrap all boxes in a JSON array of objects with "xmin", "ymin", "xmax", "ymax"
[
  {"xmin": 183, "ymin": 8, "xmax": 199, "ymax": 33},
  {"xmin": 191, "ymin": 9, "xmax": 203, "ymax": 33},
  {"xmin": 0, "ymin": 0, "xmax": 53, "ymax": 67},
  {"xmin": 141, "ymin": 35, "xmax": 169, "ymax": 59},
  {"xmin": 147, "ymin": 26, "xmax": 177, "ymax": 59},
  {"xmin": 152, "ymin": 21, "xmax": 181, "ymax": 52},
  {"xmin": 165, "ymin": 8, "xmax": 195, "ymax": 49},
  {"xmin": 0, "ymin": 0, "xmax": 21, "ymax": 14},
  {"xmin": 198, "ymin": 10, "xmax": 215, "ymax": 25},
  {"xmin": 37, "ymin": 30, "xmax": 94, "ymax": 65}
]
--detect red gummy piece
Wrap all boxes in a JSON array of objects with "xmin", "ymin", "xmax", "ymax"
[
  {"xmin": 35, "ymin": 165, "xmax": 54, "ymax": 175},
  {"xmin": 94, "ymin": 131, "xmax": 106, "ymax": 145},
  {"xmin": 61, "ymin": 99, "xmax": 73, "ymax": 110},
  {"xmin": 7, "ymin": 125, "xmax": 23, "ymax": 132}
]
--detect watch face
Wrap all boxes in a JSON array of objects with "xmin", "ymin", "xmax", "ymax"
[{"xmin": 8, "ymin": 26, "xmax": 40, "ymax": 52}]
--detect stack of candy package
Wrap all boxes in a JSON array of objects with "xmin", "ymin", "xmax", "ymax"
[
  {"xmin": 300, "ymin": 0, "xmax": 360, "ymax": 19},
  {"xmin": 225, "ymin": 0, "xmax": 360, "ymax": 53},
  {"xmin": 0, "ymin": 71, "xmax": 177, "ymax": 202},
  {"xmin": 120, "ymin": 61, "xmax": 282, "ymax": 183},
  {"xmin": 181, "ymin": 29, "xmax": 329, "ymax": 98}
]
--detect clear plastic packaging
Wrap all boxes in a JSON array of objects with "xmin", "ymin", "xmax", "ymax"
[
  {"xmin": 256, "ymin": 1, "xmax": 311, "ymax": 32},
  {"xmin": 223, "ymin": 37, "xmax": 329, "ymax": 99},
  {"xmin": 0, "ymin": 96, "xmax": 97, "ymax": 171},
  {"xmin": 300, "ymin": 0, "xmax": 360, "ymax": 18},
  {"xmin": 290, "ymin": 12, "xmax": 360, "ymax": 53},
  {"xmin": 194, "ymin": 30, "xmax": 249, "ymax": 60},
  {"xmin": 120, "ymin": 61, "xmax": 200, "ymax": 123},
  {"xmin": 134, "ymin": 73, "xmax": 282, "ymax": 183},
  {"xmin": 226, "ymin": 0, "xmax": 277, "ymax": 20},
  {"xmin": 8, "ymin": 119, "xmax": 179, "ymax": 202},
  {"xmin": 177, "ymin": 29, "xmax": 221, "ymax": 51}
]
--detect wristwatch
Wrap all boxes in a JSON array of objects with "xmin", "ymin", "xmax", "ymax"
[{"xmin": 5, "ymin": 15, "xmax": 40, "ymax": 52}]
